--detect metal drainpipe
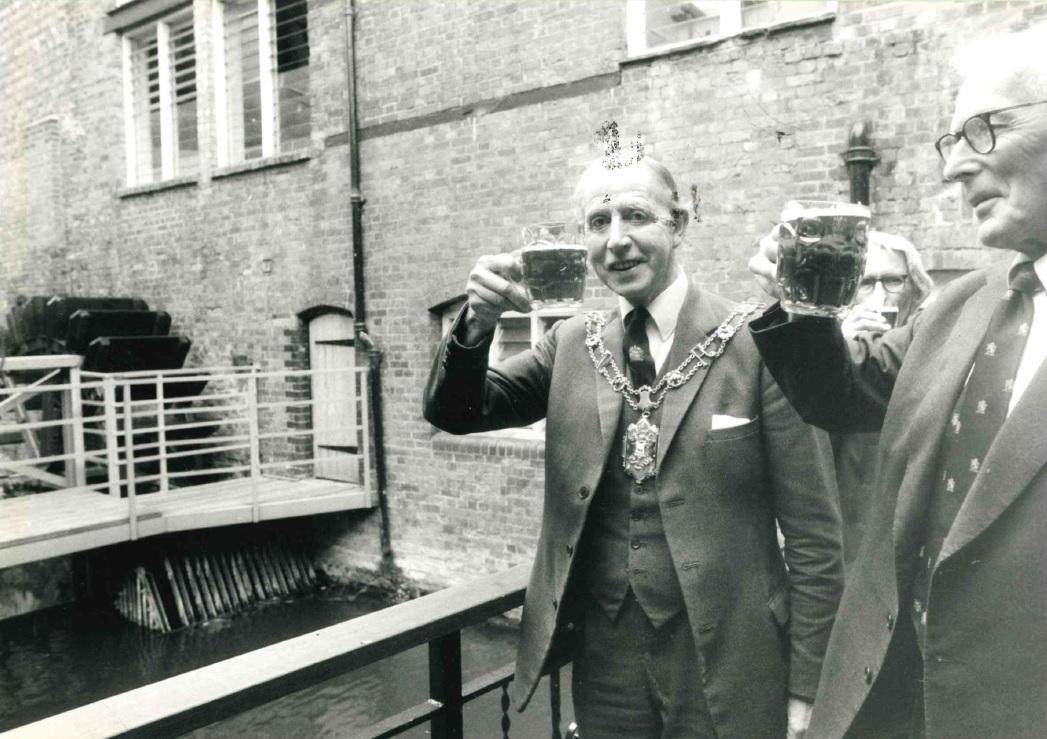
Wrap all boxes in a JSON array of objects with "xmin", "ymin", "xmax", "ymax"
[
  {"xmin": 345, "ymin": 0, "xmax": 393, "ymax": 569},
  {"xmin": 840, "ymin": 120, "xmax": 880, "ymax": 205}
]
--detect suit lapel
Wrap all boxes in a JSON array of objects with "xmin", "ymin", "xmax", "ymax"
[
  {"xmin": 654, "ymin": 282, "xmax": 719, "ymax": 470},
  {"xmin": 595, "ymin": 311, "xmax": 624, "ymax": 455},
  {"xmin": 891, "ymin": 271, "xmax": 997, "ymax": 560},
  {"xmin": 941, "ymin": 286, "xmax": 1047, "ymax": 562}
]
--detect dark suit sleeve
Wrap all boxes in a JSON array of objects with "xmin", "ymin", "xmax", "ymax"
[
  {"xmin": 423, "ymin": 307, "xmax": 556, "ymax": 434},
  {"xmin": 760, "ymin": 362, "xmax": 844, "ymax": 701},
  {"xmin": 749, "ymin": 303, "xmax": 917, "ymax": 433}
]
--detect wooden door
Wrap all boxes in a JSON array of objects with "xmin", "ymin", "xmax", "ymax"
[{"xmin": 308, "ymin": 313, "xmax": 359, "ymax": 482}]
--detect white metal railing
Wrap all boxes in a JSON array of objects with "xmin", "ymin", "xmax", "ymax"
[{"xmin": 0, "ymin": 358, "xmax": 371, "ymax": 532}]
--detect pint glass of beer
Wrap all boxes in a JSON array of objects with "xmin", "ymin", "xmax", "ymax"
[
  {"xmin": 775, "ymin": 201, "xmax": 871, "ymax": 318},
  {"xmin": 520, "ymin": 222, "xmax": 588, "ymax": 310}
]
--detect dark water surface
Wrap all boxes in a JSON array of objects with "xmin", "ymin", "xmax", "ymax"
[{"xmin": 0, "ymin": 585, "xmax": 572, "ymax": 737}]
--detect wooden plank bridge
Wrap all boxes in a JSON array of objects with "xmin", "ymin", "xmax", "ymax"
[{"xmin": 0, "ymin": 357, "xmax": 376, "ymax": 569}]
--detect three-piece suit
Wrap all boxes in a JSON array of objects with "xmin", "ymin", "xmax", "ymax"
[
  {"xmin": 424, "ymin": 280, "xmax": 843, "ymax": 737},
  {"xmin": 750, "ymin": 260, "xmax": 1047, "ymax": 737}
]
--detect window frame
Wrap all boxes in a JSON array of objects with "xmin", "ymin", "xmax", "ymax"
[
  {"xmin": 121, "ymin": 8, "xmax": 199, "ymax": 186},
  {"xmin": 213, "ymin": 0, "xmax": 311, "ymax": 168},
  {"xmin": 625, "ymin": 0, "xmax": 838, "ymax": 57},
  {"xmin": 487, "ymin": 307, "xmax": 576, "ymax": 437}
]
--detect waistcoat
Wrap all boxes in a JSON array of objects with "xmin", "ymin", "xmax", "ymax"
[{"xmin": 580, "ymin": 401, "xmax": 685, "ymax": 628}]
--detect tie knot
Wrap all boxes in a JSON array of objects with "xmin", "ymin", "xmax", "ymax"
[
  {"xmin": 1008, "ymin": 262, "xmax": 1043, "ymax": 295},
  {"xmin": 625, "ymin": 307, "xmax": 650, "ymax": 333}
]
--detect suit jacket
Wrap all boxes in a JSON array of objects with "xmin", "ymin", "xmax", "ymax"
[
  {"xmin": 750, "ymin": 261, "xmax": 1047, "ymax": 738},
  {"xmin": 424, "ymin": 282, "xmax": 843, "ymax": 738}
]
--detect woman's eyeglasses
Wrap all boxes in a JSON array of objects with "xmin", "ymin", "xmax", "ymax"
[{"xmin": 857, "ymin": 275, "xmax": 908, "ymax": 294}]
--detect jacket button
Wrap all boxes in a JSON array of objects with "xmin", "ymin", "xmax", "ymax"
[
  {"xmin": 578, "ymin": 486, "xmax": 590, "ymax": 499},
  {"xmin": 566, "ymin": 544, "xmax": 574, "ymax": 556},
  {"xmin": 864, "ymin": 666, "xmax": 874, "ymax": 684},
  {"xmin": 564, "ymin": 621, "xmax": 575, "ymax": 632},
  {"xmin": 630, "ymin": 539, "xmax": 642, "ymax": 550},
  {"xmin": 886, "ymin": 613, "xmax": 895, "ymax": 631}
]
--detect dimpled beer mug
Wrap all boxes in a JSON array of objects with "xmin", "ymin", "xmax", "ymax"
[
  {"xmin": 775, "ymin": 200, "xmax": 871, "ymax": 318},
  {"xmin": 520, "ymin": 222, "xmax": 588, "ymax": 310}
]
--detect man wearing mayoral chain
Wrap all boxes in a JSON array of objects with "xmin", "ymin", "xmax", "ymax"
[
  {"xmin": 748, "ymin": 25, "xmax": 1047, "ymax": 739},
  {"xmin": 424, "ymin": 139, "xmax": 843, "ymax": 738}
]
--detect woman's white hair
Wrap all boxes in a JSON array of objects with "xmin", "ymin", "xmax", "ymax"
[{"xmin": 868, "ymin": 230, "xmax": 934, "ymax": 305}]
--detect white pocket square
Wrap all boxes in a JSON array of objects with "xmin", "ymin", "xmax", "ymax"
[{"xmin": 711, "ymin": 414, "xmax": 752, "ymax": 430}]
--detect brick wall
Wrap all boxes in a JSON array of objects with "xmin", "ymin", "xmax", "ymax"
[{"xmin": 2, "ymin": 0, "xmax": 1046, "ymax": 593}]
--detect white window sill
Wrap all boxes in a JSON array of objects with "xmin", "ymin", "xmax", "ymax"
[
  {"xmin": 431, "ymin": 429, "xmax": 546, "ymax": 458},
  {"xmin": 117, "ymin": 175, "xmax": 198, "ymax": 199},
  {"xmin": 622, "ymin": 11, "xmax": 837, "ymax": 66},
  {"xmin": 212, "ymin": 149, "xmax": 314, "ymax": 181}
]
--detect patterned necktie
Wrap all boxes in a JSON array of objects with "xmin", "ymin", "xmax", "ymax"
[
  {"xmin": 623, "ymin": 307, "xmax": 656, "ymax": 389},
  {"xmin": 912, "ymin": 261, "xmax": 1042, "ymax": 647}
]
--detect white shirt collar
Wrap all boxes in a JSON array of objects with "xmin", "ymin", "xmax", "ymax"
[{"xmin": 617, "ymin": 268, "xmax": 688, "ymax": 341}]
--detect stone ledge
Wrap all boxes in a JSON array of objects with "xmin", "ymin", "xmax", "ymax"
[
  {"xmin": 431, "ymin": 429, "xmax": 545, "ymax": 460},
  {"xmin": 117, "ymin": 175, "xmax": 197, "ymax": 199},
  {"xmin": 621, "ymin": 12, "xmax": 837, "ymax": 67},
  {"xmin": 212, "ymin": 150, "xmax": 314, "ymax": 180}
]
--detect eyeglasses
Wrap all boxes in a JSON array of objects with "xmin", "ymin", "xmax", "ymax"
[
  {"xmin": 935, "ymin": 99, "xmax": 1047, "ymax": 163},
  {"xmin": 857, "ymin": 275, "xmax": 909, "ymax": 294}
]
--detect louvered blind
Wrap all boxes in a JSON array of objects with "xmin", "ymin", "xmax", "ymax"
[
  {"xmin": 126, "ymin": 13, "xmax": 197, "ymax": 184},
  {"xmin": 130, "ymin": 34, "xmax": 161, "ymax": 183},
  {"xmin": 274, "ymin": 0, "xmax": 310, "ymax": 150},
  {"xmin": 171, "ymin": 17, "xmax": 199, "ymax": 175},
  {"xmin": 222, "ymin": 0, "xmax": 309, "ymax": 163}
]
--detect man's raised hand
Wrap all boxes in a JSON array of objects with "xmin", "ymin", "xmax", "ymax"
[
  {"xmin": 748, "ymin": 228, "xmax": 781, "ymax": 300},
  {"xmin": 462, "ymin": 252, "xmax": 531, "ymax": 345}
]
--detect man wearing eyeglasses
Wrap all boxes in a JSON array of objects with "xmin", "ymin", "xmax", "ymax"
[{"xmin": 746, "ymin": 26, "xmax": 1047, "ymax": 738}]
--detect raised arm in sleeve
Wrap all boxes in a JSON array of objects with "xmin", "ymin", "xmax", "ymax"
[
  {"xmin": 423, "ymin": 306, "xmax": 558, "ymax": 434},
  {"xmin": 749, "ymin": 303, "xmax": 917, "ymax": 433}
]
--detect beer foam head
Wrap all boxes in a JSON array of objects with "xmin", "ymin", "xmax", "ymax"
[{"xmin": 780, "ymin": 200, "xmax": 871, "ymax": 221}]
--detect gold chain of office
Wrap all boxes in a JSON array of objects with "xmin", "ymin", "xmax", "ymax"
[{"xmin": 583, "ymin": 302, "xmax": 762, "ymax": 415}]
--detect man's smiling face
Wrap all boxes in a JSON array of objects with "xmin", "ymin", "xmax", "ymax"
[{"xmin": 576, "ymin": 162, "xmax": 685, "ymax": 306}]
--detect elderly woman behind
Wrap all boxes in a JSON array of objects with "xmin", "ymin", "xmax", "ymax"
[{"xmin": 834, "ymin": 230, "xmax": 934, "ymax": 568}]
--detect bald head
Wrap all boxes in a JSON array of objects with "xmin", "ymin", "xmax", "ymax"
[
  {"xmin": 955, "ymin": 24, "xmax": 1047, "ymax": 101},
  {"xmin": 571, "ymin": 157, "xmax": 685, "ymax": 225}
]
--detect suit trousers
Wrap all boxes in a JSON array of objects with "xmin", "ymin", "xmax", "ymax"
[{"xmin": 572, "ymin": 588, "xmax": 716, "ymax": 739}]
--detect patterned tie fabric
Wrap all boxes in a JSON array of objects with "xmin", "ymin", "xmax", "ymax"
[
  {"xmin": 912, "ymin": 261, "xmax": 1042, "ymax": 648},
  {"xmin": 623, "ymin": 307, "xmax": 656, "ymax": 389}
]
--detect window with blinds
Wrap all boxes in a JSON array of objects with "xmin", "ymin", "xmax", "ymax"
[
  {"xmin": 626, "ymin": 0, "xmax": 835, "ymax": 55},
  {"xmin": 489, "ymin": 310, "xmax": 575, "ymax": 364},
  {"xmin": 218, "ymin": 0, "xmax": 311, "ymax": 165},
  {"xmin": 123, "ymin": 11, "xmax": 198, "ymax": 185}
]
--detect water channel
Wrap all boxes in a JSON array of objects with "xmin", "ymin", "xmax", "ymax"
[{"xmin": 0, "ymin": 583, "xmax": 573, "ymax": 737}]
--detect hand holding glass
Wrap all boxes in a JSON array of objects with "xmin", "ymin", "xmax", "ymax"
[
  {"xmin": 520, "ymin": 222, "xmax": 588, "ymax": 310},
  {"xmin": 775, "ymin": 201, "xmax": 871, "ymax": 318}
]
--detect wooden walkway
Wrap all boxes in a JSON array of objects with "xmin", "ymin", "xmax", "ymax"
[{"xmin": 0, "ymin": 477, "xmax": 376, "ymax": 569}]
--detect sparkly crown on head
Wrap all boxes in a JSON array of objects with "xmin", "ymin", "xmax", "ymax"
[{"xmin": 595, "ymin": 120, "xmax": 645, "ymax": 170}]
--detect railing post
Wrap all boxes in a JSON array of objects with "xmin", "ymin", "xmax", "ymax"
[
  {"xmin": 359, "ymin": 367, "xmax": 371, "ymax": 493},
  {"xmin": 247, "ymin": 366, "xmax": 262, "ymax": 523},
  {"xmin": 122, "ymin": 386, "xmax": 138, "ymax": 539},
  {"xmin": 103, "ymin": 376, "xmax": 121, "ymax": 497},
  {"xmin": 67, "ymin": 367, "xmax": 87, "ymax": 487},
  {"xmin": 156, "ymin": 376, "xmax": 168, "ymax": 493},
  {"xmin": 429, "ymin": 631, "xmax": 463, "ymax": 738}
]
